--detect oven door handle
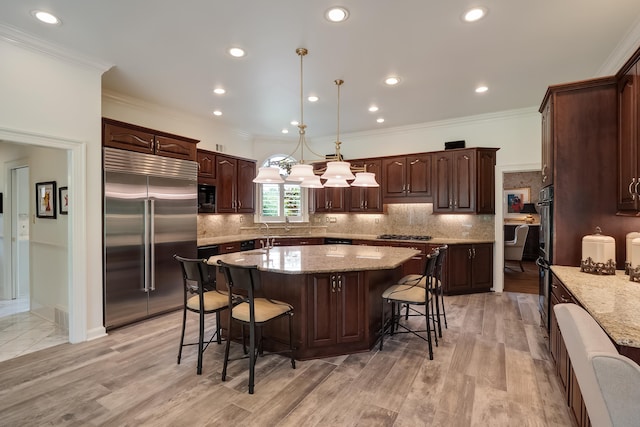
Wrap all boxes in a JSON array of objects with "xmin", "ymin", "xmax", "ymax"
[{"xmin": 536, "ymin": 257, "xmax": 549, "ymax": 269}]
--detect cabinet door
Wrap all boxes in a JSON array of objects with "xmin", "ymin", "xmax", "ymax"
[
  {"xmin": 307, "ymin": 274, "xmax": 338, "ymax": 347},
  {"xmin": 313, "ymin": 187, "xmax": 345, "ymax": 212},
  {"xmin": 617, "ymin": 64, "xmax": 639, "ymax": 211},
  {"xmin": 349, "ymin": 159, "xmax": 382, "ymax": 212},
  {"xmin": 382, "ymin": 157, "xmax": 407, "ymax": 199},
  {"xmin": 433, "ymin": 152, "xmax": 453, "ymax": 212},
  {"xmin": 406, "ymin": 154, "xmax": 433, "ymax": 198},
  {"xmin": 197, "ymin": 150, "xmax": 216, "ymax": 183},
  {"xmin": 452, "ymin": 150, "xmax": 475, "ymax": 212},
  {"xmin": 336, "ymin": 272, "xmax": 365, "ymax": 344},
  {"xmin": 236, "ymin": 159, "xmax": 256, "ymax": 213},
  {"xmin": 154, "ymin": 135, "xmax": 197, "ymax": 161},
  {"xmin": 103, "ymin": 122, "xmax": 155, "ymax": 155},
  {"xmin": 541, "ymin": 98, "xmax": 554, "ymax": 187},
  {"xmin": 216, "ymin": 156, "xmax": 237, "ymax": 213},
  {"xmin": 476, "ymin": 149, "xmax": 497, "ymax": 214},
  {"xmin": 470, "ymin": 243, "xmax": 493, "ymax": 290},
  {"xmin": 444, "ymin": 245, "xmax": 472, "ymax": 293}
]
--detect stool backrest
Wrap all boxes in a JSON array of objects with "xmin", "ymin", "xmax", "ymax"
[
  {"xmin": 217, "ymin": 260, "xmax": 261, "ymax": 298},
  {"xmin": 174, "ymin": 255, "xmax": 209, "ymax": 307},
  {"xmin": 435, "ymin": 245, "xmax": 448, "ymax": 281}
]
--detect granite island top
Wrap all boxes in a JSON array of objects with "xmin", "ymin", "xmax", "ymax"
[
  {"xmin": 197, "ymin": 233, "xmax": 494, "ymax": 247},
  {"xmin": 551, "ymin": 265, "xmax": 640, "ymax": 348},
  {"xmin": 207, "ymin": 244, "xmax": 420, "ymax": 274}
]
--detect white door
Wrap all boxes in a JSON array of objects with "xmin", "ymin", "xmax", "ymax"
[{"xmin": 10, "ymin": 166, "xmax": 29, "ymax": 306}]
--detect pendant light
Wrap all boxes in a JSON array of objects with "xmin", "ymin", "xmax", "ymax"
[
  {"xmin": 321, "ymin": 80, "xmax": 379, "ymax": 187},
  {"xmin": 253, "ymin": 166, "xmax": 284, "ymax": 183}
]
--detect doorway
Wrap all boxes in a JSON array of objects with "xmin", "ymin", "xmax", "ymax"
[{"xmin": 502, "ymin": 170, "xmax": 541, "ymax": 294}]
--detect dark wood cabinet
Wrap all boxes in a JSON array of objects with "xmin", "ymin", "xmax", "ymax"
[
  {"xmin": 196, "ymin": 149, "xmax": 216, "ymax": 185},
  {"xmin": 102, "ymin": 118, "xmax": 198, "ymax": 161},
  {"xmin": 382, "ymin": 154, "xmax": 433, "ymax": 203},
  {"xmin": 271, "ymin": 237, "xmax": 323, "ymax": 247},
  {"xmin": 311, "ymin": 186, "xmax": 346, "ymax": 212},
  {"xmin": 443, "ymin": 243, "xmax": 493, "ymax": 294},
  {"xmin": 617, "ymin": 59, "xmax": 640, "ymax": 212},
  {"xmin": 307, "ymin": 272, "xmax": 365, "ymax": 348},
  {"xmin": 504, "ymin": 224, "xmax": 539, "ymax": 261},
  {"xmin": 541, "ymin": 99, "xmax": 554, "ymax": 187},
  {"xmin": 433, "ymin": 148, "xmax": 497, "ymax": 214},
  {"xmin": 216, "ymin": 155, "xmax": 256, "ymax": 213},
  {"xmin": 348, "ymin": 159, "xmax": 382, "ymax": 212}
]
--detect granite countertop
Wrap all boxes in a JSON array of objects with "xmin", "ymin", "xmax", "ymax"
[
  {"xmin": 551, "ymin": 265, "xmax": 640, "ymax": 348},
  {"xmin": 207, "ymin": 245, "xmax": 420, "ymax": 274},
  {"xmin": 197, "ymin": 233, "xmax": 494, "ymax": 247}
]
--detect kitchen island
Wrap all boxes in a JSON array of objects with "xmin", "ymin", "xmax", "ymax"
[{"xmin": 208, "ymin": 244, "xmax": 420, "ymax": 359}]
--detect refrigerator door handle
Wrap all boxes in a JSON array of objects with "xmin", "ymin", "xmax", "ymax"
[
  {"xmin": 149, "ymin": 199, "xmax": 156, "ymax": 291},
  {"xmin": 143, "ymin": 198, "xmax": 150, "ymax": 292}
]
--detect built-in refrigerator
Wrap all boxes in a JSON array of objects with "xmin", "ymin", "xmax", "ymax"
[{"xmin": 103, "ymin": 147, "xmax": 197, "ymax": 330}]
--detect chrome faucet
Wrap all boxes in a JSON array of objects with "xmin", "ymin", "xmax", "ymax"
[{"xmin": 259, "ymin": 222, "xmax": 275, "ymax": 249}]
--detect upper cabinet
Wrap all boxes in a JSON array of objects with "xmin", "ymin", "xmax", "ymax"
[
  {"xmin": 215, "ymin": 155, "xmax": 256, "ymax": 214},
  {"xmin": 433, "ymin": 148, "xmax": 498, "ymax": 214},
  {"xmin": 541, "ymin": 99, "xmax": 554, "ymax": 187},
  {"xmin": 196, "ymin": 149, "xmax": 216, "ymax": 185},
  {"xmin": 348, "ymin": 159, "xmax": 382, "ymax": 212},
  {"xmin": 102, "ymin": 118, "xmax": 198, "ymax": 162},
  {"xmin": 382, "ymin": 153, "xmax": 433, "ymax": 203},
  {"xmin": 617, "ymin": 58, "xmax": 640, "ymax": 213}
]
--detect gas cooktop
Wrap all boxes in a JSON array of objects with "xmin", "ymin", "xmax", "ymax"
[{"xmin": 377, "ymin": 234, "xmax": 432, "ymax": 241}]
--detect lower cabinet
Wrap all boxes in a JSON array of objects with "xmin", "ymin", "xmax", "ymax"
[
  {"xmin": 307, "ymin": 272, "xmax": 365, "ymax": 348},
  {"xmin": 271, "ymin": 237, "xmax": 324, "ymax": 247},
  {"xmin": 443, "ymin": 243, "xmax": 493, "ymax": 294}
]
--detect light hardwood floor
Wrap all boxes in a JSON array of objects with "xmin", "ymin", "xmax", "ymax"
[{"xmin": 0, "ymin": 292, "xmax": 572, "ymax": 426}]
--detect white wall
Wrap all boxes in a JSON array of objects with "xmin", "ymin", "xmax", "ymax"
[{"xmin": 0, "ymin": 29, "xmax": 107, "ymax": 342}]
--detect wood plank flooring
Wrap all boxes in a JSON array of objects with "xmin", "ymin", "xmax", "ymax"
[
  {"xmin": 504, "ymin": 261, "xmax": 539, "ymax": 294},
  {"xmin": 0, "ymin": 292, "xmax": 572, "ymax": 426}
]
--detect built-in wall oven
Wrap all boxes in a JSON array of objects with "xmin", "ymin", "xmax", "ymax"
[{"xmin": 537, "ymin": 186, "xmax": 553, "ymax": 331}]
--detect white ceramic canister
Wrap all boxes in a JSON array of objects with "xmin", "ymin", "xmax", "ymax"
[
  {"xmin": 581, "ymin": 227, "xmax": 615, "ymax": 266},
  {"xmin": 627, "ymin": 232, "xmax": 640, "ymax": 267}
]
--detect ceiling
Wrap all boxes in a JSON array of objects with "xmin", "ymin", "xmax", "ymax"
[{"xmin": 2, "ymin": 1, "xmax": 640, "ymax": 140}]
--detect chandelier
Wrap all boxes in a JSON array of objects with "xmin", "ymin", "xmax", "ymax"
[{"xmin": 253, "ymin": 48, "xmax": 378, "ymax": 188}]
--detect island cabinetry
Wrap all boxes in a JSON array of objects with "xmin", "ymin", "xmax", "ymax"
[
  {"xmin": 216, "ymin": 155, "xmax": 256, "ymax": 213},
  {"xmin": 348, "ymin": 159, "xmax": 383, "ymax": 212},
  {"xmin": 549, "ymin": 273, "xmax": 591, "ymax": 427},
  {"xmin": 382, "ymin": 154, "xmax": 433, "ymax": 203},
  {"xmin": 617, "ymin": 58, "xmax": 640, "ymax": 212},
  {"xmin": 433, "ymin": 148, "xmax": 497, "ymax": 214},
  {"xmin": 307, "ymin": 272, "xmax": 365, "ymax": 349},
  {"xmin": 102, "ymin": 118, "xmax": 198, "ymax": 161},
  {"xmin": 443, "ymin": 243, "xmax": 493, "ymax": 294},
  {"xmin": 196, "ymin": 149, "xmax": 216, "ymax": 185}
]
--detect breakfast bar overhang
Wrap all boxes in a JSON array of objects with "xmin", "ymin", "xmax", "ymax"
[{"xmin": 208, "ymin": 244, "xmax": 420, "ymax": 360}]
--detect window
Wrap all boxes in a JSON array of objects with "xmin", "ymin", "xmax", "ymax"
[{"xmin": 255, "ymin": 155, "xmax": 308, "ymax": 223}]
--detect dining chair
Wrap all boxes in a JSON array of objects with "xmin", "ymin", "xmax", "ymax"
[
  {"xmin": 217, "ymin": 260, "xmax": 295, "ymax": 394},
  {"xmin": 504, "ymin": 224, "xmax": 530, "ymax": 272},
  {"xmin": 380, "ymin": 249, "xmax": 439, "ymax": 360},
  {"xmin": 174, "ymin": 254, "xmax": 236, "ymax": 375}
]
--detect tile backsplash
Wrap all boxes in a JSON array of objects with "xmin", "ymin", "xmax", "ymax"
[{"xmin": 198, "ymin": 204, "xmax": 495, "ymax": 240}]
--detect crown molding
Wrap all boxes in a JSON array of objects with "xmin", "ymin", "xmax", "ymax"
[
  {"xmin": 0, "ymin": 23, "xmax": 112, "ymax": 73},
  {"xmin": 596, "ymin": 14, "xmax": 640, "ymax": 76}
]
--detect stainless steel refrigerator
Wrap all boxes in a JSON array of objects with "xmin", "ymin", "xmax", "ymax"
[{"xmin": 103, "ymin": 147, "xmax": 197, "ymax": 330}]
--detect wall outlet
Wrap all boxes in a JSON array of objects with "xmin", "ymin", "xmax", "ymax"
[
  {"xmin": 375, "ymin": 218, "xmax": 380, "ymax": 224},
  {"xmin": 325, "ymin": 217, "xmax": 330, "ymax": 223},
  {"xmin": 329, "ymin": 217, "xmax": 337, "ymax": 223},
  {"xmin": 239, "ymin": 216, "xmax": 244, "ymax": 223}
]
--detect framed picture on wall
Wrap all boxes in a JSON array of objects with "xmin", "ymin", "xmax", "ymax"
[
  {"xmin": 59, "ymin": 186, "xmax": 68, "ymax": 215},
  {"xmin": 504, "ymin": 187, "xmax": 530, "ymax": 218},
  {"xmin": 35, "ymin": 181, "xmax": 57, "ymax": 219}
]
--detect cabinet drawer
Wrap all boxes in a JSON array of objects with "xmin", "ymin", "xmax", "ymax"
[
  {"xmin": 219, "ymin": 242, "xmax": 241, "ymax": 254},
  {"xmin": 551, "ymin": 274, "xmax": 576, "ymax": 304}
]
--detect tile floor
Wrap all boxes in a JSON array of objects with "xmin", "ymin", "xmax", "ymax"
[{"xmin": 0, "ymin": 297, "xmax": 68, "ymax": 362}]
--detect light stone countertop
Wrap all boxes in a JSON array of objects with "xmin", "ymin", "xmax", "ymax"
[
  {"xmin": 206, "ymin": 245, "xmax": 420, "ymax": 274},
  {"xmin": 551, "ymin": 265, "xmax": 640, "ymax": 348},
  {"xmin": 197, "ymin": 233, "xmax": 494, "ymax": 247}
]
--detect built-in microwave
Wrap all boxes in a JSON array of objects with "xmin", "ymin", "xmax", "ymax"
[{"xmin": 198, "ymin": 184, "xmax": 216, "ymax": 213}]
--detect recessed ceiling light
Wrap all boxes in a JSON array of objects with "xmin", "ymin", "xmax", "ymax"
[
  {"xmin": 213, "ymin": 110, "xmax": 222, "ymax": 116},
  {"xmin": 368, "ymin": 105, "xmax": 379, "ymax": 112},
  {"xmin": 463, "ymin": 7, "xmax": 487, "ymax": 22},
  {"xmin": 475, "ymin": 85, "xmax": 489, "ymax": 93},
  {"xmin": 213, "ymin": 88, "xmax": 226, "ymax": 95},
  {"xmin": 308, "ymin": 96, "xmax": 319, "ymax": 102},
  {"xmin": 290, "ymin": 120, "xmax": 299, "ymax": 126},
  {"xmin": 282, "ymin": 129, "xmax": 289, "ymax": 134},
  {"xmin": 325, "ymin": 7, "xmax": 350, "ymax": 23},
  {"xmin": 228, "ymin": 47, "xmax": 246, "ymax": 58},
  {"xmin": 384, "ymin": 77, "xmax": 400, "ymax": 86},
  {"xmin": 376, "ymin": 118, "xmax": 385, "ymax": 123},
  {"xmin": 31, "ymin": 10, "xmax": 61, "ymax": 25}
]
